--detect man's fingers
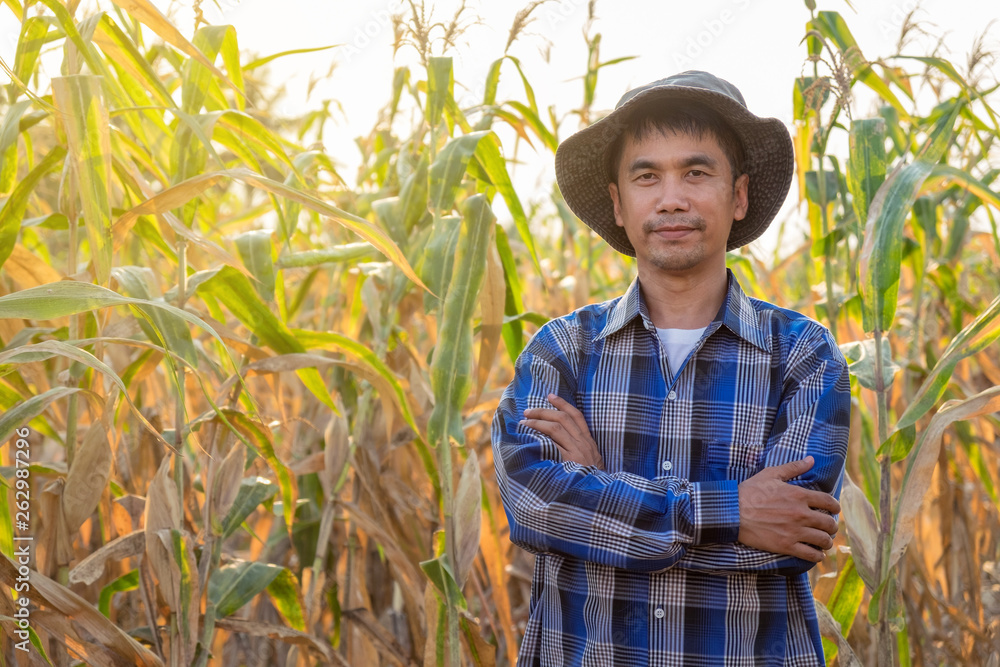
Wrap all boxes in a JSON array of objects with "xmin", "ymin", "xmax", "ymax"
[
  {"xmin": 797, "ymin": 527, "xmax": 836, "ymax": 551},
  {"xmin": 769, "ymin": 456, "xmax": 815, "ymax": 481},
  {"xmin": 801, "ymin": 488, "xmax": 841, "ymax": 516},
  {"xmin": 787, "ymin": 542, "xmax": 827, "ymax": 563},
  {"xmin": 544, "ymin": 394, "xmax": 596, "ymax": 440},
  {"xmin": 522, "ymin": 408, "xmax": 581, "ymax": 437},
  {"xmin": 520, "ymin": 418, "xmax": 571, "ymax": 442}
]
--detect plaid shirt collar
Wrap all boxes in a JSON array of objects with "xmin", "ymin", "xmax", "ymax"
[{"xmin": 595, "ymin": 268, "xmax": 771, "ymax": 353}]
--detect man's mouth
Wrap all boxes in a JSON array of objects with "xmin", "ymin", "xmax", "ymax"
[{"xmin": 650, "ymin": 226, "xmax": 697, "ymax": 240}]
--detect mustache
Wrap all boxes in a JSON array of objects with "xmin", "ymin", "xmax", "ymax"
[{"xmin": 642, "ymin": 216, "xmax": 706, "ymax": 234}]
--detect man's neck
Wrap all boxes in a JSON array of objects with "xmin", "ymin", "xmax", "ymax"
[{"xmin": 638, "ymin": 262, "xmax": 729, "ymax": 330}]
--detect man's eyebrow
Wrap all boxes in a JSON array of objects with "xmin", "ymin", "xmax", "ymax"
[
  {"xmin": 626, "ymin": 157, "xmax": 660, "ymax": 173},
  {"xmin": 626, "ymin": 153, "xmax": 720, "ymax": 173},
  {"xmin": 678, "ymin": 153, "xmax": 720, "ymax": 170}
]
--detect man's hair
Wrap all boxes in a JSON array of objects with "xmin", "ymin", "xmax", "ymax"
[{"xmin": 604, "ymin": 101, "xmax": 746, "ymax": 186}]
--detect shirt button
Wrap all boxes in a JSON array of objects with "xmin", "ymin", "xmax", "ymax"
[
  {"xmin": 661, "ymin": 460, "xmax": 672, "ymax": 472},
  {"xmin": 654, "ymin": 608, "xmax": 665, "ymax": 619},
  {"xmin": 667, "ymin": 390, "xmax": 677, "ymax": 401}
]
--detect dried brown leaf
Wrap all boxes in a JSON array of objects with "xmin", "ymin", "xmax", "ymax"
[
  {"xmin": 891, "ymin": 384, "xmax": 1000, "ymax": 570},
  {"xmin": 474, "ymin": 240, "xmax": 505, "ymax": 403},
  {"xmin": 322, "ymin": 411, "xmax": 350, "ymax": 496},
  {"xmin": 214, "ymin": 616, "xmax": 345, "ymax": 666},
  {"xmin": 453, "ymin": 449, "xmax": 481, "ymax": 586},
  {"xmin": 211, "ymin": 442, "xmax": 246, "ymax": 535},
  {"xmin": 68, "ymin": 530, "xmax": 145, "ymax": 586},
  {"xmin": 816, "ymin": 601, "xmax": 864, "ymax": 667},
  {"xmin": 3, "ymin": 243, "xmax": 64, "ymax": 289},
  {"xmin": 63, "ymin": 419, "xmax": 112, "ymax": 532},
  {"xmin": 0, "ymin": 553, "xmax": 164, "ymax": 667},
  {"xmin": 841, "ymin": 472, "xmax": 880, "ymax": 592},
  {"xmin": 145, "ymin": 456, "xmax": 181, "ymax": 534}
]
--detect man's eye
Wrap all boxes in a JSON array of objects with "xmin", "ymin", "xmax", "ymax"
[
  {"xmin": 637, "ymin": 173, "xmax": 655, "ymax": 180},
  {"xmin": 688, "ymin": 169, "xmax": 706, "ymax": 177}
]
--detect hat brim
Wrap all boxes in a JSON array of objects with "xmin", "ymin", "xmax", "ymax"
[{"xmin": 555, "ymin": 85, "xmax": 794, "ymax": 256}]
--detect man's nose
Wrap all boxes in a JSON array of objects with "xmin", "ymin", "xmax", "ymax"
[{"xmin": 655, "ymin": 176, "xmax": 689, "ymax": 213}]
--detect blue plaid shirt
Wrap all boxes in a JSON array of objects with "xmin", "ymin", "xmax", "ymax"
[{"xmin": 492, "ymin": 271, "xmax": 850, "ymax": 666}]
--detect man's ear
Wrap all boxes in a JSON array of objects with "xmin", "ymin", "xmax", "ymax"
[
  {"xmin": 609, "ymin": 182, "xmax": 624, "ymax": 228},
  {"xmin": 733, "ymin": 173, "xmax": 749, "ymax": 222}
]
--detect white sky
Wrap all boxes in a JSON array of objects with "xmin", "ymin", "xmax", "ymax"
[{"xmin": 2, "ymin": 0, "xmax": 998, "ymax": 256}]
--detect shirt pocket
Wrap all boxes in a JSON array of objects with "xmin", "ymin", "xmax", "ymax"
[{"xmin": 704, "ymin": 439, "xmax": 765, "ymax": 483}]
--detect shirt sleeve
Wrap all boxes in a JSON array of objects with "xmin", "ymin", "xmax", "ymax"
[
  {"xmin": 673, "ymin": 327, "xmax": 851, "ymax": 576},
  {"xmin": 492, "ymin": 319, "xmax": 740, "ymax": 573}
]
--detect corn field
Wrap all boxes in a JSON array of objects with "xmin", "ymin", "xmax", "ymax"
[{"xmin": 0, "ymin": 0, "xmax": 998, "ymax": 665}]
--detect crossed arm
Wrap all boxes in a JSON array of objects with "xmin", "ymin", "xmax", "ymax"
[
  {"xmin": 522, "ymin": 394, "xmax": 841, "ymax": 565},
  {"xmin": 493, "ymin": 322, "xmax": 850, "ymax": 575}
]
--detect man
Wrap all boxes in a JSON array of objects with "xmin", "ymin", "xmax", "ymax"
[{"xmin": 491, "ymin": 71, "xmax": 850, "ymax": 666}]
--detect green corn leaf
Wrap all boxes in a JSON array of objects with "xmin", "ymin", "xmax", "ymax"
[
  {"xmin": 925, "ymin": 164, "xmax": 1000, "ymax": 211},
  {"xmin": 0, "ymin": 145, "xmax": 65, "ymax": 271},
  {"xmin": 110, "ymin": 0, "xmax": 243, "ymax": 98},
  {"xmin": 244, "ymin": 45, "xmax": 339, "ymax": 71},
  {"xmin": 93, "ymin": 15, "xmax": 174, "ymax": 107},
  {"xmin": 896, "ymin": 292, "xmax": 1000, "ymax": 430},
  {"xmin": 421, "ymin": 215, "xmax": 462, "ymax": 302},
  {"xmin": 52, "ymin": 75, "xmax": 113, "ymax": 285},
  {"xmin": 196, "ymin": 265, "xmax": 335, "ymax": 411},
  {"xmin": 0, "ymin": 280, "xmax": 229, "ymax": 355},
  {"xmin": 112, "ymin": 266, "xmax": 199, "ymax": 368},
  {"xmin": 399, "ymin": 151, "xmax": 431, "ymax": 231},
  {"xmin": 495, "ymin": 224, "xmax": 525, "ymax": 363},
  {"xmin": 820, "ymin": 556, "xmax": 865, "ymax": 662},
  {"xmin": 292, "ymin": 330, "xmax": 421, "ymax": 438},
  {"xmin": 221, "ymin": 477, "xmax": 277, "ymax": 539},
  {"xmin": 0, "ymin": 99, "xmax": 34, "ymax": 193},
  {"xmin": 429, "ymin": 132, "xmax": 486, "ymax": 212},
  {"xmin": 426, "ymin": 56, "xmax": 454, "ymax": 132},
  {"xmin": 12, "ymin": 17, "xmax": 47, "ymax": 100},
  {"xmin": 474, "ymin": 132, "xmax": 540, "ymax": 273},
  {"xmin": 208, "ymin": 560, "xmax": 284, "ymax": 618},
  {"xmin": 846, "ymin": 118, "xmax": 887, "ymax": 229},
  {"xmin": 234, "ymin": 230, "xmax": 277, "ymax": 303},
  {"xmin": 276, "ymin": 243, "xmax": 379, "ymax": 269},
  {"xmin": 428, "ymin": 194, "xmax": 496, "ymax": 449},
  {"xmin": 266, "ymin": 567, "xmax": 306, "ymax": 631},
  {"xmin": 839, "ymin": 338, "xmax": 899, "ymax": 392},
  {"xmin": 0, "ymin": 464, "xmax": 11, "ymax": 559},
  {"xmin": 858, "ymin": 101, "xmax": 962, "ymax": 333},
  {"xmin": 99, "ymin": 569, "xmax": 140, "ymax": 618},
  {"xmin": 504, "ymin": 100, "xmax": 558, "ymax": 153},
  {"xmin": 110, "ymin": 168, "xmax": 426, "ymax": 292},
  {"xmin": 0, "ymin": 340, "xmax": 170, "ymax": 450}
]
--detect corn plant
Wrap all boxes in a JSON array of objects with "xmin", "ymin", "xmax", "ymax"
[{"xmin": 0, "ymin": 0, "xmax": 998, "ymax": 665}]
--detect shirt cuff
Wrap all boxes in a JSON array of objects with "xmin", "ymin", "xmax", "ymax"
[{"xmin": 690, "ymin": 480, "xmax": 740, "ymax": 545}]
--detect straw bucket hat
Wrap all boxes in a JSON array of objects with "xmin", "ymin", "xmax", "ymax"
[{"xmin": 554, "ymin": 70, "xmax": 794, "ymax": 255}]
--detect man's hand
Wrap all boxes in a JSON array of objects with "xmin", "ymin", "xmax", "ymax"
[
  {"xmin": 521, "ymin": 394, "xmax": 605, "ymax": 469},
  {"xmin": 737, "ymin": 456, "xmax": 840, "ymax": 562}
]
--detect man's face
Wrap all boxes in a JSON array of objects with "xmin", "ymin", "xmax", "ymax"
[{"xmin": 608, "ymin": 129, "xmax": 749, "ymax": 275}]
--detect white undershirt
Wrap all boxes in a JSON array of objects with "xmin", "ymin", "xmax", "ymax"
[{"xmin": 656, "ymin": 326, "xmax": 707, "ymax": 378}]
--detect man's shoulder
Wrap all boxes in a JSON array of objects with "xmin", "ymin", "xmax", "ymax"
[
  {"xmin": 528, "ymin": 295, "xmax": 624, "ymax": 352},
  {"xmin": 745, "ymin": 297, "xmax": 843, "ymax": 359}
]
